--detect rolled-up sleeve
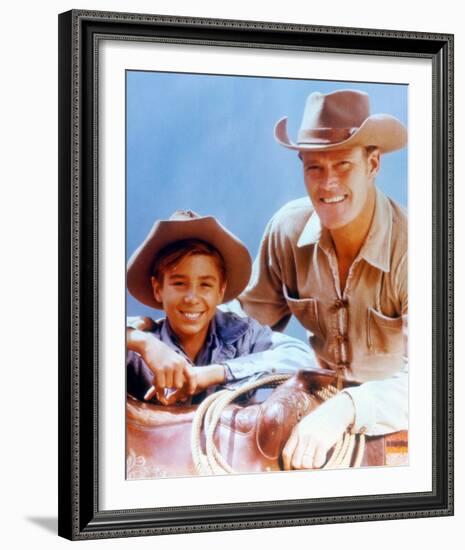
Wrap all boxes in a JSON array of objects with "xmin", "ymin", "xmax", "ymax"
[
  {"xmin": 343, "ymin": 350, "xmax": 408, "ymax": 435},
  {"xmin": 239, "ymin": 216, "xmax": 292, "ymax": 331}
]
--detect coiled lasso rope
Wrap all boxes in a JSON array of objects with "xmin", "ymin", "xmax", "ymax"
[{"xmin": 190, "ymin": 374, "xmax": 365, "ymax": 475}]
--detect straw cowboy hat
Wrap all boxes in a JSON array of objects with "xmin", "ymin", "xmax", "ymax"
[
  {"xmin": 275, "ymin": 89, "xmax": 407, "ymax": 153},
  {"xmin": 127, "ymin": 210, "xmax": 252, "ymax": 309}
]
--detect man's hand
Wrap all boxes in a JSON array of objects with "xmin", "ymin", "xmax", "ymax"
[
  {"xmin": 282, "ymin": 393, "xmax": 355, "ymax": 470},
  {"xmin": 127, "ymin": 329, "xmax": 196, "ymax": 398},
  {"xmin": 127, "ymin": 316, "xmax": 156, "ymax": 332}
]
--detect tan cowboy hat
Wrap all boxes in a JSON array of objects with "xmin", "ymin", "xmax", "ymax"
[
  {"xmin": 127, "ymin": 210, "xmax": 252, "ymax": 309},
  {"xmin": 275, "ymin": 89, "xmax": 407, "ymax": 153}
]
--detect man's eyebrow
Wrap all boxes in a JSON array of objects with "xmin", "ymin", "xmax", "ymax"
[{"xmin": 337, "ymin": 149, "xmax": 359, "ymax": 159}]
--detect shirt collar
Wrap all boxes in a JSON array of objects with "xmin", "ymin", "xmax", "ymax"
[
  {"xmin": 159, "ymin": 316, "xmax": 217, "ymax": 365},
  {"xmin": 159, "ymin": 319, "xmax": 183, "ymax": 352},
  {"xmin": 357, "ymin": 187, "xmax": 392, "ymax": 272},
  {"xmin": 296, "ymin": 208, "xmax": 336, "ymax": 255},
  {"xmin": 213, "ymin": 309, "xmax": 250, "ymax": 343},
  {"xmin": 297, "ymin": 187, "xmax": 392, "ymax": 272},
  {"xmin": 158, "ymin": 309, "xmax": 249, "ymax": 357}
]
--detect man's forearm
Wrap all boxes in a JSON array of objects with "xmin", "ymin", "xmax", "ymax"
[
  {"xmin": 342, "ymin": 368, "xmax": 408, "ymax": 436},
  {"xmin": 126, "ymin": 327, "xmax": 156, "ymax": 355}
]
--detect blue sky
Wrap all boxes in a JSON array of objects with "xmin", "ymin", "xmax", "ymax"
[{"xmin": 126, "ymin": 71, "xmax": 408, "ymax": 339}]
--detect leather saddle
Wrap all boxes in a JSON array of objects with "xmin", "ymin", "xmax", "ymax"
[{"xmin": 126, "ymin": 369, "xmax": 408, "ymax": 479}]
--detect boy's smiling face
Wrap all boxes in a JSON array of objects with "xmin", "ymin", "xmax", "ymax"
[{"xmin": 151, "ymin": 253, "xmax": 226, "ymax": 356}]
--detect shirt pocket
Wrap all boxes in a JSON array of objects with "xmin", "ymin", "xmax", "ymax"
[
  {"xmin": 367, "ymin": 307, "xmax": 403, "ymax": 355},
  {"xmin": 282, "ymin": 285, "xmax": 325, "ymax": 340}
]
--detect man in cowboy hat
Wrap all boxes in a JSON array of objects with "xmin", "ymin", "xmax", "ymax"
[
  {"xmin": 239, "ymin": 89, "xmax": 408, "ymax": 470},
  {"xmin": 126, "ymin": 210, "xmax": 314, "ymax": 405}
]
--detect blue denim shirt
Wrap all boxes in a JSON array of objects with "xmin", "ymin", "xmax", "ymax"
[{"xmin": 127, "ymin": 309, "xmax": 315, "ymax": 404}]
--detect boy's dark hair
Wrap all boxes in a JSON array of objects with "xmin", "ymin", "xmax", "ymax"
[{"xmin": 152, "ymin": 239, "xmax": 227, "ymax": 285}]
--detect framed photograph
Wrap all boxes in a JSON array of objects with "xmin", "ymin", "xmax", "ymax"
[{"xmin": 58, "ymin": 9, "xmax": 453, "ymax": 540}]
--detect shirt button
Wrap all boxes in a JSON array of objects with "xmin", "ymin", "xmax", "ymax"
[{"xmin": 333, "ymin": 299, "xmax": 349, "ymax": 310}]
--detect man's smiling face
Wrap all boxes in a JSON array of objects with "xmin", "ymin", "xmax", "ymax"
[{"xmin": 301, "ymin": 146, "xmax": 380, "ymax": 231}]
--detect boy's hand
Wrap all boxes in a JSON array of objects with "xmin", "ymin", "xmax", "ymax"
[
  {"xmin": 127, "ymin": 329, "xmax": 196, "ymax": 397},
  {"xmin": 156, "ymin": 365, "xmax": 227, "ymax": 405}
]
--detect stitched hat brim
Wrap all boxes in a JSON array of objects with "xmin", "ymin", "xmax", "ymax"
[
  {"xmin": 275, "ymin": 114, "xmax": 407, "ymax": 153},
  {"xmin": 127, "ymin": 216, "xmax": 252, "ymax": 309}
]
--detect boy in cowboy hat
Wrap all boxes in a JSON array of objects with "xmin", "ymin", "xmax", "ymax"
[
  {"xmin": 239, "ymin": 89, "xmax": 409, "ymax": 469},
  {"xmin": 126, "ymin": 210, "xmax": 313, "ymax": 405}
]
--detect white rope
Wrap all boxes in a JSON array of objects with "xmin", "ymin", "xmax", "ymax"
[{"xmin": 190, "ymin": 374, "xmax": 365, "ymax": 474}]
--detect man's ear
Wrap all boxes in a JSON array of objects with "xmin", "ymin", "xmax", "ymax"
[
  {"xmin": 151, "ymin": 276, "xmax": 163, "ymax": 303},
  {"xmin": 367, "ymin": 148, "xmax": 381, "ymax": 179}
]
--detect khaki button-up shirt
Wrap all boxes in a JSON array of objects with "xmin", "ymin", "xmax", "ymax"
[{"xmin": 240, "ymin": 187, "xmax": 408, "ymax": 435}]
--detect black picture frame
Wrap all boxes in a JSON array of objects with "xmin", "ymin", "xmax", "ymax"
[{"xmin": 58, "ymin": 9, "xmax": 454, "ymax": 540}]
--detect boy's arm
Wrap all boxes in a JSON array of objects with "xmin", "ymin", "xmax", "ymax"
[
  {"xmin": 221, "ymin": 320, "xmax": 316, "ymax": 383},
  {"xmin": 127, "ymin": 323, "xmax": 229, "ymax": 403},
  {"xmin": 126, "ymin": 316, "xmax": 313, "ymax": 400},
  {"xmin": 127, "ymin": 327, "xmax": 196, "ymax": 396}
]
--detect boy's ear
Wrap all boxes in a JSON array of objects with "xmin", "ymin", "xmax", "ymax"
[
  {"xmin": 151, "ymin": 276, "xmax": 163, "ymax": 303},
  {"xmin": 219, "ymin": 280, "xmax": 227, "ymax": 303}
]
